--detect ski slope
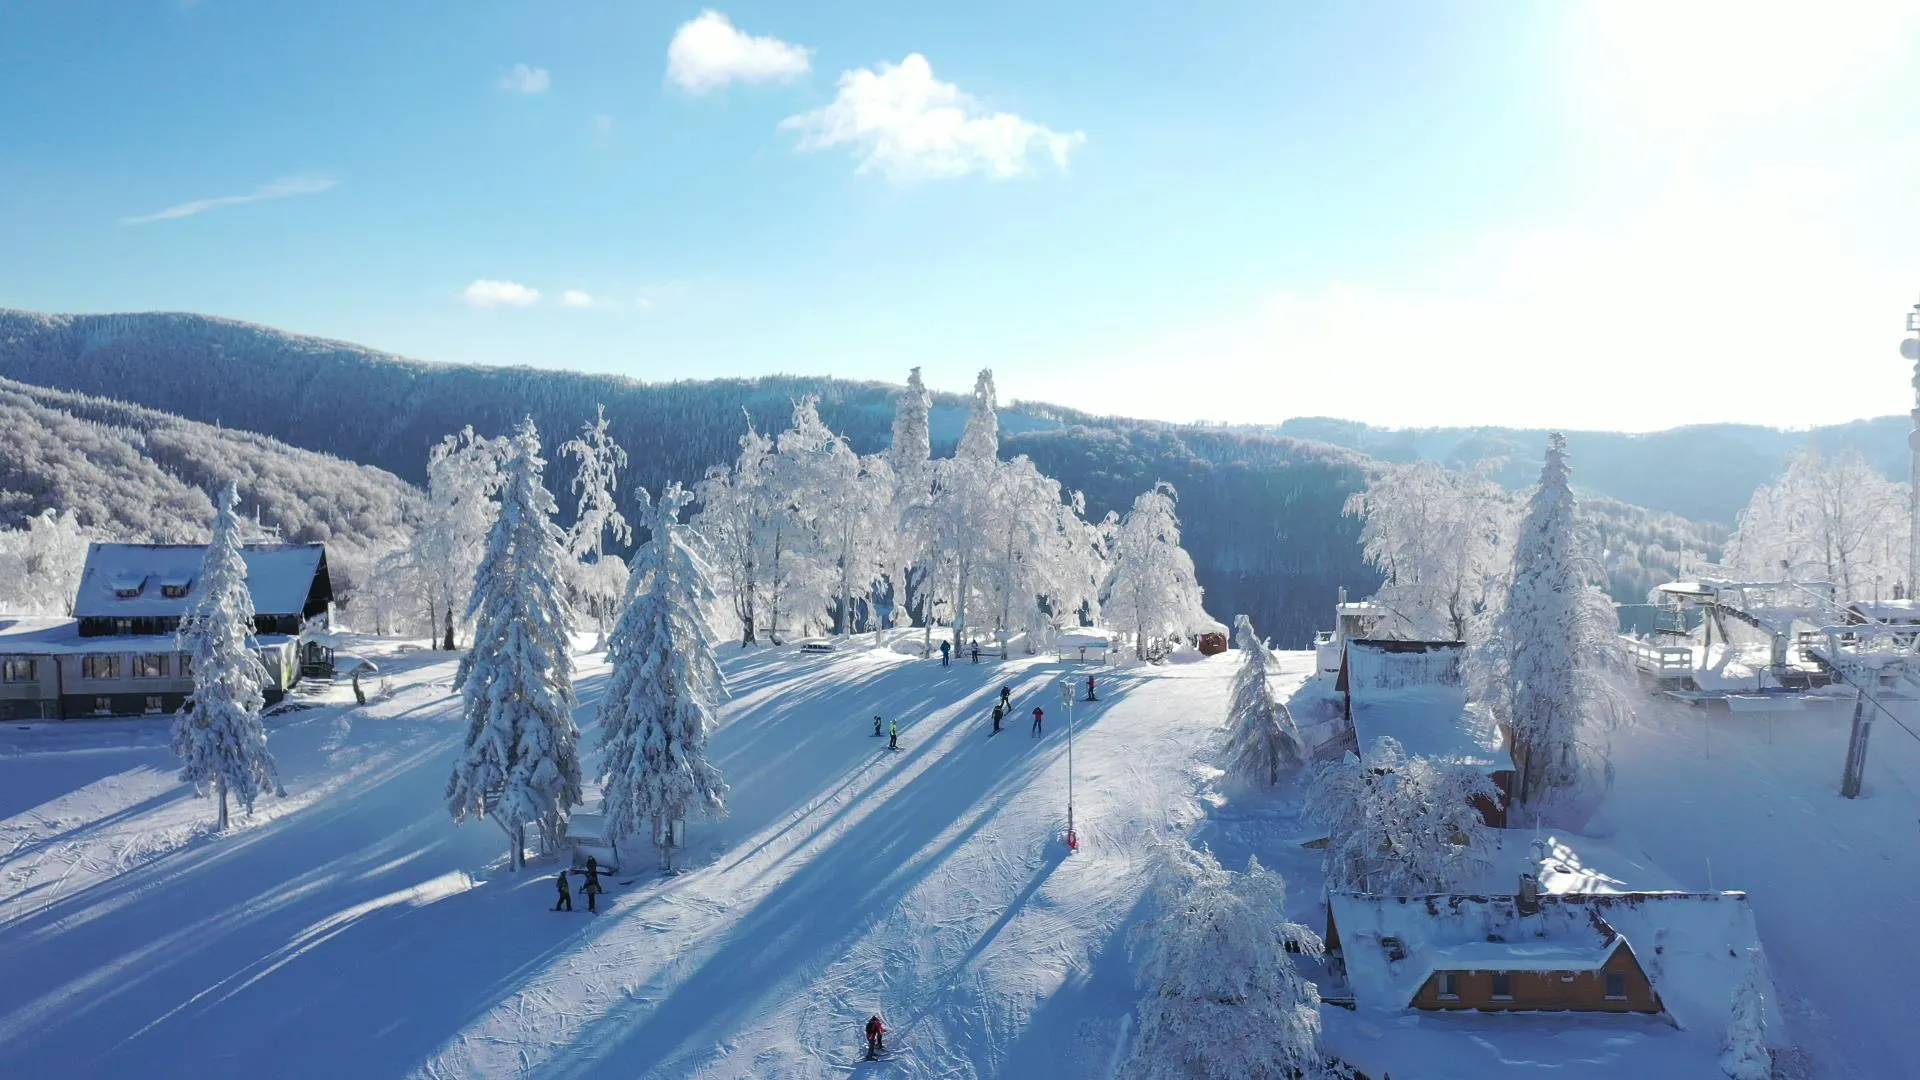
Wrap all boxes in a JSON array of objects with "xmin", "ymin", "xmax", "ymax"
[{"xmin": 0, "ymin": 638, "xmax": 1236, "ymax": 1079}]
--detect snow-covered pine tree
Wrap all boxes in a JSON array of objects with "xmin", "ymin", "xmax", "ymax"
[
  {"xmin": 1720, "ymin": 948, "xmax": 1773, "ymax": 1080},
  {"xmin": 887, "ymin": 367, "xmax": 935, "ymax": 630},
  {"xmin": 1126, "ymin": 843, "xmax": 1329, "ymax": 1080},
  {"xmin": 1102, "ymin": 482, "xmax": 1211, "ymax": 660},
  {"xmin": 598, "ymin": 483, "xmax": 729, "ymax": 873},
  {"xmin": 1224, "ymin": 614, "xmax": 1304, "ymax": 788},
  {"xmin": 939, "ymin": 369, "xmax": 1002, "ymax": 651},
  {"xmin": 1307, "ymin": 736, "xmax": 1497, "ymax": 895},
  {"xmin": 1499, "ymin": 433, "xmax": 1623, "ymax": 824},
  {"xmin": 445, "ymin": 418, "xmax": 581, "ymax": 870},
  {"xmin": 560, "ymin": 404, "xmax": 633, "ymax": 648},
  {"xmin": 171, "ymin": 481, "xmax": 280, "ymax": 831}
]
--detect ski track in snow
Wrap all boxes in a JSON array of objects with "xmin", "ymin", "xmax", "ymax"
[{"xmin": 3, "ymin": 634, "xmax": 1913, "ymax": 1078}]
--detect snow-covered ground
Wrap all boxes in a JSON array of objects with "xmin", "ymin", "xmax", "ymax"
[{"xmin": 1, "ymin": 638, "xmax": 1911, "ymax": 1078}]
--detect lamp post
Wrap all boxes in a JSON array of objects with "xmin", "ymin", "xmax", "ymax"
[
  {"xmin": 1059, "ymin": 678, "xmax": 1078, "ymax": 851},
  {"xmin": 1905, "ymin": 297, "xmax": 1920, "ymax": 598}
]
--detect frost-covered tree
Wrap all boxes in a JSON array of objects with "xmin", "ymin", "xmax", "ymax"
[
  {"xmin": 1102, "ymin": 483, "xmax": 1212, "ymax": 660},
  {"xmin": 693, "ymin": 423, "xmax": 776, "ymax": 645},
  {"xmin": 1224, "ymin": 615, "xmax": 1304, "ymax": 788},
  {"xmin": 1307, "ymin": 736, "xmax": 1497, "ymax": 895},
  {"xmin": 1345, "ymin": 461, "xmax": 1515, "ymax": 640},
  {"xmin": 171, "ymin": 482, "xmax": 280, "ymax": 831},
  {"xmin": 1125, "ymin": 843, "xmax": 1329, "ymax": 1080},
  {"xmin": 412, "ymin": 427, "xmax": 506, "ymax": 649},
  {"xmin": 445, "ymin": 418, "xmax": 580, "ymax": 870},
  {"xmin": 1720, "ymin": 948, "xmax": 1772, "ymax": 1080},
  {"xmin": 560, "ymin": 405, "xmax": 633, "ymax": 647},
  {"xmin": 598, "ymin": 483, "xmax": 730, "ymax": 872},
  {"xmin": 1492, "ymin": 434, "xmax": 1623, "ymax": 822},
  {"xmin": 1725, "ymin": 446, "xmax": 1908, "ymax": 601},
  {"xmin": 887, "ymin": 367, "xmax": 935, "ymax": 629},
  {"xmin": 931, "ymin": 369, "xmax": 1003, "ymax": 651},
  {"xmin": 0, "ymin": 508, "xmax": 97, "ymax": 615}
]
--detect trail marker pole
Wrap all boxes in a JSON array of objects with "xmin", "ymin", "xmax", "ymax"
[{"xmin": 1059, "ymin": 679, "xmax": 1078, "ymax": 851}]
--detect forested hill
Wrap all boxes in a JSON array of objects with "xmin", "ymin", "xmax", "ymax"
[
  {"xmin": 1278, "ymin": 415, "xmax": 1911, "ymax": 525},
  {"xmin": 0, "ymin": 375, "xmax": 420, "ymax": 586},
  {"xmin": 0, "ymin": 308, "xmax": 1382, "ymax": 644}
]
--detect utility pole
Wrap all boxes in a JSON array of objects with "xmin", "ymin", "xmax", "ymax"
[
  {"xmin": 1841, "ymin": 686, "xmax": 1873, "ymax": 798},
  {"xmin": 1059, "ymin": 678, "xmax": 1078, "ymax": 851}
]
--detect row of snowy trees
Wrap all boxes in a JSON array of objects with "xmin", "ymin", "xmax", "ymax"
[
  {"xmin": 1724, "ymin": 445, "xmax": 1910, "ymax": 602},
  {"xmin": 692, "ymin": 368, "xmax": 1213, "ymax": 657}
]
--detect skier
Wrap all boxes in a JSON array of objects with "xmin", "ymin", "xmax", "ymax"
[
  {"xmin": 1031, "ymin": 705, "xmax": 1044, "ymax": 737},
  {"xmin": 940, "ymin": 639, "xmax": 951, "ymax": 667},
  {"xmin": 888, "ymin": 719, "xmax": 900, "ymax": 751},
  {"xmin": 999, "ymin": 684, "xmax": 1011, "ymax": 710},
  {"xmin": 583, "ymin": 856, "xmax": 604, "ymax": 915},
  {"xmin": 553, "ymin": 868, "xmax": 573, "ymax": 912},
  {"xmin": 1086, "ymin": 674, "xmax": 1097, "ymax": 702},
  {"xmin": 970, "ymin": 640, "xmax": 980, "ymax": 664},
  {"xmin": 864, "ymin": 1014, "xmax": 887, "ymax": 1059},
  {"xmin": 874, "ymin": 714, "xmax": 884, "ymax": 738},
  {"xmin": 991, "ymin": 702, "xmax": 1004, "ymax": 734}
]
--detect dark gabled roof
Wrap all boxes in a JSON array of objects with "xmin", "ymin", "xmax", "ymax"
[{"xmin": 74, "ymin": 542, "xmax": 327, "ymax": 620}]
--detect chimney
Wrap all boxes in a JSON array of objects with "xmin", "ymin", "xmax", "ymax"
[
  {"xmin": 1338, "ymin": 586, "xmax": 1348, "ymax": 606},
  {"xmin": 1517, "ymin": 873, "xmax": 1541, "ymax": 916}
]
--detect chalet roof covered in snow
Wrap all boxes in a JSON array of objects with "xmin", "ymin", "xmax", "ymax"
[
  {"xmin": 0, "ymin": 617, "xmax": 296, "ymax": 654},
  {"xmin": 1338, "ymin": 639, "xmax": 1508, "ymax": 771},
  {"xmin": 1328, "ymin": 890, "xmax": 1779, "ymax": 1033},
  {"xmin": 73, "ymin": 542, "xmax": 328, "ymax": 620}
]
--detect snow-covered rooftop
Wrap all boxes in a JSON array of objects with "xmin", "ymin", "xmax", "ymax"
[
  {"xmin": 72, "ymin": 542, "xmax": 325, "ymax": 620},
  {"xmin": 1338, "ymin": 641, "xmax": 1508, "ymax": 771},
  {"xmin": 0, "ymin": 618, "xmax": 295, "ymax": 654}
]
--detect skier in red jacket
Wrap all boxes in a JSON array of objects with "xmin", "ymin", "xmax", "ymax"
[{"xmin": 864, "ymin": 1015, "xmax": 887, "ymax": 1059}]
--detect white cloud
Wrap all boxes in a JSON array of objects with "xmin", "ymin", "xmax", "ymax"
[
  {"xmin": 463, "ymin": 279, "xmax": 542, "ymax": 308},
  {"xmin": 560, "ymin": 290, "xmax": 594, "ymax": 308},
  {"xmin": 667, "ymin": 10, "xmax": 810, "ymax": 94},
  {"xmin": 781, "ymin": 54, "xmax": 1084, "ymax": 182},
  {"xmin": 120, "ymin": 175, "xmax": 336, "ymax": 225},
  {"xmin": 501, "ymin": 63, "xmax": 550, "ymax": 94}
]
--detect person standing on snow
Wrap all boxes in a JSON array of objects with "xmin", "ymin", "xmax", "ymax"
[
  {"xmin": 874, "ymin": 714, "xmax": 884, "ymax": 738},
  {"xmin": 583, "ymin": 856, "xmax": 604, "ymax": 914},
  {"xmin": 554, "ymin": 868, "xmax": 573, "ymax": 912},
  {"xmin": 939, "ymin": 639, "xmax": 951, "ymax": 667},
  {"xmin": 970, "ymin": 640, "xmax": 980, "ymax": 664},
  {"xmin": 1031, "ymin": 706, "xmax": 1044, "ymax": 737},
  {"xmin": 888, "ymin": 719, "xmax": 900, "ymax": 750},
  {"xmin": 865, "ymin": 1015, "xmax": 887, "ymax": 1059},
  {"xmin": 1086, "ymin": 674, "xmax": 1097, "ymax": 702},
  {"xmin": 999, "ymin": 684, "xmax": 1011, "ymax": 710},
  {"xmin": 991, "ymin": 702, "xmax": 1004, "ymax": 734}
]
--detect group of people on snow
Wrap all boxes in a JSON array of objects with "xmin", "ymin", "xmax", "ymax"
[{"xmin": 553, "ymin": 856, "xmax": 605, "ymax": 914}]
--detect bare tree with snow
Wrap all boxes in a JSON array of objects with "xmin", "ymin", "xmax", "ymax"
[
  {"xmin": 693, "ymin": 422, "xmax": 776, "ymax": 645},
  {"xmin": 0, "ymin": 508, "xmax": 97, "ymax": 615},
  {"xmin": 560, "ymin": 404, "xmax": 633, "ymax": 648},
  {"xmin": 598, "ymin": 483, "xmax": 730, "ymax": 873},
  {"xmin": 887, "ymin": 367, "xmax": 935, "ymax": 632},
  {"xmin": 1725, "ymin": 445, "xmax": 1908, "ymax": 601},
  {"xmin": 171, "ymin": 482, "xmax": 280, "ymax": 831},
  {"xmin": 1125, "ymin": 843, "xmax": 1330, "ymax": 1080},
  {"xmin": 1307, "ymin": 736, "xmax": 1497, "ymax": 895},
  {"xmin": 1102, "ymin": 482, "xmax": 1212, "ymax": 660},
  {"xmin": 1720, "ymin": 948, "xmax": 1773, "ymax": 1080},
  {"xmin": 446, "ymin": 418, "xmax": 580, "ymax": 870},
  {"xmin": 1345, "ymin": 460, "xmax": 1515, "ymax": 640},
  {"xmin": 411, "ymin": 427, "xmax": 506, "ymax": 649},
  {"xmin": 1223, "ymin": 614, "xmax": 1304, "ymax": 789}
]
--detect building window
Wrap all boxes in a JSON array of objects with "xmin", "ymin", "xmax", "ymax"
[
  {"xmin": 143, "ymin": 695, "xmax": 164, "ymax": 715},
  {"xmin": 1605, "ymin": 974, "xmax": 1627, "ymax": 1001},
  {"xmin": 1382, "ymin": 936, "xmax": 1407, "ymax": 961},
  {"xmin": 1491, "ymin": 973, "xmax": 1513, "ymax": 1001},
  {"xmin": 135, "ymin": 654, "xmax": 168, "ymax": 679},
  {"xmin": 113, "ymin": 618, "xmax": 133, "ymax": 636},
  {"xmin": 161, "ymin": 583, "xmax": 190, "ymax": 599},
  {"xmin": 82, "ymin": 654, "xmax": 123, "ymax": 680},
  {"xmin": 179, "ymin": 653, "xmax": 193, "ymax": 677},
  {"xmin": 2, "ymin": 656, "xmax": 34, "ymax": 682},
  {"xmin": 92, "ymin": 696, "xmax": 113, "ymax": 716},
  {"xmin": 1437, "ymin": 973, "xmax": 1459, "ymax": 1000}
]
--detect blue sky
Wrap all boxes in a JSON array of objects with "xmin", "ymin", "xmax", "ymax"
[{"xmin": 3, "ymin": 1, "xmax": 1918, "ymax": 431}]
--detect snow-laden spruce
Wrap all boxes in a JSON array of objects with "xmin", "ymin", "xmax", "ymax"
[
  {"xmin": 171, "ymin": 481, "xmax": 281, "ymax": 831},
  {"xmin": 1345, "ymin": 460, "xmax": 1515, "ymax": 640},
  {"xmin": 1223, "ymin": 614, "xmax": 1303, "ymax": 788},
  {"xmin": 445, "ymin": 418, "xmax": 580, "ymax": 870},
  {"xmin": 1125, "ymin": 843, "xmax": 1330, "ymax": 1080},
  {"xmin": 1102, "ymin": 482, "xmax": 1211, "ymax": 660},
  {"xmin": 1720, "ymin": 948, "xmax": 1773, "ymax": 1080},
  {"xmin": 560, "ymin": 404, "xmax": 633, "ymax": 648},
  {"xmin": 1308, "ymin": 736, "xmax": 1496, "ymax": 895},
  {"xmin": 0, "ymin": 507, "xmax": 95, "ymax": 615},
  {"xmin": 1484, "ymin": 433, "xmax": 1623, "ymax": 824},
  {"xmin": 597, "ymin": 483, "xmax": 729, "ymax": 872}
]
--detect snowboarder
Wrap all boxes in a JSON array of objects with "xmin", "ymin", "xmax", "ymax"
[
  {"xmin": 874, "ymin": 714, "xmax": 884, "ymax": 738},
  {"xmin": 970, "ymin": 640, "xmax": 980, "ymax": 664},
  {"xmin": 553, "ymin": 869, "xmax": 573, "ymax": 912},
  {"xmin": 1031, "ymin": 706, "xmax": 1044, "ymax": 737},
  {"xmin": 1086, "ymin": 674, "xmax": 1097, "ymax": 702},
  {"xmin": 939, "ymin": 640, "xmax": 951, "ymax": 667},
  {"xmin": 583, "ymin": 856, "xmax": 604, "ymax": 914},
  {"xmin": 864, "ymin": 1015, "xmax": 887, "ymax": 1060},
  {"xmin": 991, "ymin": 702, "xmax": 1004, "ymax": 734},
  {"xmin": 888, "ymin": 719, "xmax": 900, "ymax": 750},
  {"xmin": 999, "ymin": 684, "xmax": 1011, "ymax": 710}
]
